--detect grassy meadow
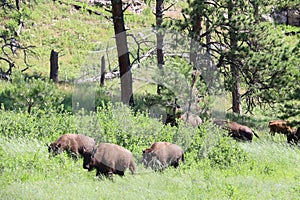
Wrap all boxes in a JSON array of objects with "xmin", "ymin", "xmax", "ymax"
[
  {"xmin": 1, "ymin": 1, "xmax": 300, "ymax": 200},
  {"xmin": 1, "ymin": 104, "xmax": 300, "ymax": 199}
]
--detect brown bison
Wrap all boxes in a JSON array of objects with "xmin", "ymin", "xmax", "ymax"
[
  {"xmin": 180, "ymin": 112, "xmax": 202, "ymax": 128},
  {"xmin": 213, "ymin": 119, "xmax": 259, "ymax": 142},
  {"xmin": 166, "ymin": 112, "xmax": 202, "ymax": 128},
  {"xmin": 82, "ymin": 143, "xmax": 136, "ymax": 177},
  {"xmin": 142, "ymin": 142, "xmax": 184, "ymax": 170},
  {"xmin": 142, "ymin": 142, "xmax": 172, "ymax": 155},
  {"xmin": 48, "ymin": 134, "xmax": 96, "ymax": 157},
  {"xmin": 268, "ymin": 120, "xmax": 294, "ymax": 135},
  {"xmin": 287, "ymin": 127, "xmax": 300, "ymax": 144}
]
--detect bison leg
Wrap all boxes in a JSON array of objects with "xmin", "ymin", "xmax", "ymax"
[
  {"xmin": 172, "ymin": 161, "xmax": 179, "ymax": 168},
  {"xmin": 287, "ymin": 134, "xmax": 297, "ymax": 145},
  {"xmin": 116, "ymin": 170, "xmax": 125, "ymax": 176},
  {"xmin": 106, "ymin": 169, "xmax": 114, "ymax": 179}
]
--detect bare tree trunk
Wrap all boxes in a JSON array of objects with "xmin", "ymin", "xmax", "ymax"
[
  {"xmin": 190, "ymin": 13, "xmax": 202, "ymax": 65},
  {"xmin": 156, "ymin": 0, "xmax": 164, "ymax": 95},
  {"xmin": 111, "ymin": 0, "xmax": 134, "ymax": 106},
  {"xmin": 100, "ymin": 56, "xmax": 105, "ymax": 87},
  {"xmin": 228, "ymin": 0, "xmax": 242, "ymax": 114},
  {"xmin": 206, "ymin": 19, "xmax": 211, "ymax": 54},
  {"xmin": 50, "ymin": 50, "xmax": 59, "ymax": 83},
  {"xmin": 188, "ymin": 12, "xmax": 202, "ymax": 113},
  {"xmin": 230, "ymin": 65, "xmax": 242, "ymax": 114}
]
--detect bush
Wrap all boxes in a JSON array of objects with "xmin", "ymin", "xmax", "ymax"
[{"xmin": 0, "ymin": 73, "xmax": 64, "ymax": 113}]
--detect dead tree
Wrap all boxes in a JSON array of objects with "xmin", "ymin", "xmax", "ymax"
[
  {"xmin": 100, "ymin": 55, "xmax": 106, "ymax": 86},
  {"xmin": 156, "ymin": 0, "xmax": 164, "ymax": 95},
  {"xmin": 50, "ymin": 50, "xmax": 59, "ymax": 83},
  {"xmin": 111, "ymin": 0, "xmax": 134, "ymax": 106}
]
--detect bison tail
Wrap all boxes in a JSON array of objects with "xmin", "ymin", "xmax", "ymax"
[{"xmin": 253, "ymin": 131, "xmax": 259, "ymax": 138}]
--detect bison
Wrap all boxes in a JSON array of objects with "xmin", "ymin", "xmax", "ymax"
[
  {"xmin": 142, "ymin": 142, "xmax": 172, "ymax": 154},
  {"xmin": 142, "ymin": 142, "xmax": 184, "ymax": 170},
  {"xmin": 166, "ymin": 112, "xmax": 202, "ymax": 128},
  {"xmin": 287, "ymin": 127, "xmax": 300, "ymax": 145},
  {"xmin": 180, "ymin": 112, "xmax": 202, "ymax": 128},
  {"xmin": 82, "ymin": 143, "xmax": 136, "ymax": 178},
  {"xmin": 213, "ymin": 119, "xmax": 259, "ymax": 142},
  {"xmin": 48, "ymin": 134, "xmax": 96, "ymax": 157},
  {"xmin": 268, "ymin": 120, "xmax": 294, "ymax": 135}
]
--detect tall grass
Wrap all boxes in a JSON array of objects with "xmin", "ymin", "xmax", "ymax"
[{"xmin": 1, "ymin": 104, "xmax": 300, "ymax": 199}]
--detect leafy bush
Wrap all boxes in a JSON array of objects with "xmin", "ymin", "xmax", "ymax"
[
  {"xmin": 208, "ymin": 137, "xmax": 248, "ymax": 169},
  {"xmin": 0, "ymin": 101, "xmax": 248, "ymax": 168},
  {"xmin": 0, "ymin": 73, "xmax": 64, "ymax": 113},
  {"xmin": 175, "ymin": 122, "xmax": 248, "ymax": 169}
]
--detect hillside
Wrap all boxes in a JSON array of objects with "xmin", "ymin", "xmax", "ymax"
[
  {"xmin": 0, "ymin": 1, "xmax": 300, "ymax": 199},
  {"xmin": 0, "ymin": 0, "xmax": 155, "ymax": 80}
]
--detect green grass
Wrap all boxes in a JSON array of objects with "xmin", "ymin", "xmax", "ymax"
[
  {"xmin": 1, "ymin": 138, "xmax": 300, "ymax": 199},
  {"xmin": 1, "ymin": 2, "xmax": 300, "ymax": 199},
  {"xmin": 1, "ymin": 105, "xmax": 300, "ymax": 199}
]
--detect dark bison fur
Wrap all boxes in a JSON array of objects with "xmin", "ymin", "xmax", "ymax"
[
  {"xmin": 287, "ymin": 127, "xmax": 300, "ymax": 145},
  {"xmin": 213, "ymin": 119, "xmax": 259, "ymax": 142},
  {"xmin": 142, "ymin": 142, "xmax": 184, "ymax": 170},
  {"xmin": 166, "ymin": 112, "xmax": 202, "ymax": 128},
  {"xmin": 82, "ymin": 143, "xmax": 136, "ymax": 178},
  {"xmin": 48, "ymin": 134, "xmax": 95, "ymax": 157}
]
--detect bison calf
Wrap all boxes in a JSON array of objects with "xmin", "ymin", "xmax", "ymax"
[
  {"xmin": 268, "ymin": 120, "xmax": 294, "ymax": 135},
  {"xmin": 82, "ymin": 143, "xmax": 136, "ymax": 178},
  {"xmin": 142, "ymin": 142, "xmax": 184, "ymax": 170},
  {"xmin": 48, "ymin": 134, "xmax": 95, "ymax": 157},
  {"xmin": 213, "ymin": 119, "xmax": 259, "ymax": 142}
]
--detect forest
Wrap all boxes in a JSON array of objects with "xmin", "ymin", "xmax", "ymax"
[{"xmin": 0, "ymin": 0, "xmax": 300, "ymax": 199}]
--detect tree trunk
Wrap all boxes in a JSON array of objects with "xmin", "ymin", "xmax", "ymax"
[
  {"xmin": 228, "ymin": 0, "xmax": 242, "ymax": 114},
  {"xmin": 50, "ymin": 50, "xmax": 59, "ymax": 83},
  {"xmin": 190, "ymin": 13, "xmax": 202, "ymax": 65},
  {"xmin": 230, "ymin": 65, "xmax": 242, "ymax": 114},
  {"xmin": 188, "ymin": 11, "xmax": 202, "ymax": 113},
  {"xmin": 111, "ymin": 0, "xmax": 134, "ymax": 106},
  {"xmin": 100, "ymin": 56, "xmax": 105, "ymax": 87},
  {"xmin": 156, "ymin": 0, "xmax": 164, "ymax": 95}
]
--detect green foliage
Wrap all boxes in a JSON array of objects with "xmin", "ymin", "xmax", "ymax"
[
  {"xmin": 243, "ymin": 23, "xmax": 300, "ymax": 117},
  {"xmin": 1, "ymin": 104, "xmax": 300, "ymax": 199},
  {"xmin": 208, "ymin": 136, "xmax": 248, "ymax": 169},
  {"xmin": 0, "ymin": 108, "xmax": 76, "ymax": 140},
  {"xmin": 0, "ymin": 73, "xmax": 64, "ymax": 113},
  {"xmin": 0, "ymin": 1, "xmax": 300, "ymax": 199}
]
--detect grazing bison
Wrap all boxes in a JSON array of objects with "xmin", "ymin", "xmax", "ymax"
[
  {"xmin": 48, "ymin": 134, "xmax": 95, "ymax": 157},
  {"xmin": 143, "ymin": 142, "xmax": 172, "ymax": 154},
  {"xmin": 213, "ymin": 119, "xmax": 259, "ymax": 142},
  {"xmin": 287, "ymin": 127, "xmax": 300, "ymax": 145},
  {"xmin": 180, "ymin": 112, "xmax": 202, "ymax": 128},
  {"xmin": 268, "ymin": 120, "xmax": 294, "ymax": 135},
  {"xmin": 142, "ymin": 142, "xmax": 184, "ymax": 170},
  {"xmin": 82, "ymin": 143, "xmax": 136, "ymax": 177}
]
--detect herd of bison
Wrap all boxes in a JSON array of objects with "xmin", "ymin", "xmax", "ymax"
[{"xmin": 47, "ymin": 119, "xmax": 300, "ymax": 178}]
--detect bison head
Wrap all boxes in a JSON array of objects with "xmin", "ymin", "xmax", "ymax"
[
  {"xmin": 48, "ymin": 143, "xmax": 62, "ymax": 155},
  {"xmin": 142, "ymin": 149, "xmax": 157, "ymax": 168},
  {"xmin": 82, "ymin": 147, "xmax": 95, "ymax": 171}
]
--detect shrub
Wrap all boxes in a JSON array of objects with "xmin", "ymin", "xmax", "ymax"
[{"xmin": 0, "ymin": 73, "xmax": 64, "ymax": 113}]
